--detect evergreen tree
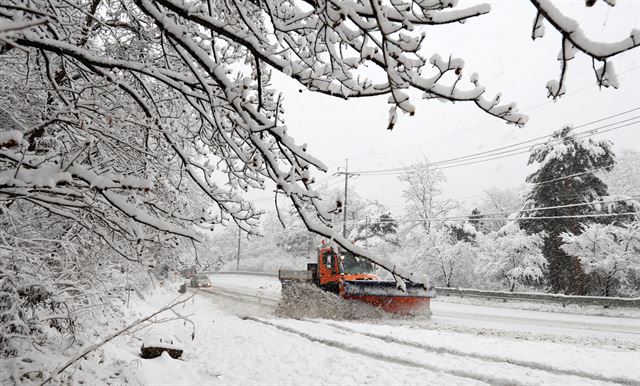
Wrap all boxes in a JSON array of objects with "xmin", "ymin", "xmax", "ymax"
[
  {"xmin": 468, "ymin": 208, "xmax": 486, "ymax": 233},
  {"xmin": 352, "ymin": 212, "xmax": 400, "ymax": 247},
  {"xmin": 447, "ymin": 222, "xmax": 477, "ymax": 243},
  {"xmin": 520, "ymin": 127, "xmax": 632, "ymax": 294}
]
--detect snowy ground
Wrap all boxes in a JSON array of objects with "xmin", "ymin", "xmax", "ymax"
[{"xmin": 35, "ymin": 273, "xmax": 638, "ymax": 385}]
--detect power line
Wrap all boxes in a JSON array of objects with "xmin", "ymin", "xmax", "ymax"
[
  {"xmin": 448, "ymin": 164, "xmax": 617, "ymax": 203},
  {"xmin": 313, "ymin": 173, "xmax": 341, "ymax": 185},
  {"xmin": 443, "ymin": 211, "xmax": 640, "ymax": 221},
  {"xmin": 343, "ymin": 196, "xmax": 639, "ymax": 224},
  {"xmin": 526, "ymin": 165, "xmax": 614, "ymax": 186},
  {"xmin": 351, "ymin": 116, "xmax": 639, "ymax": 176},
  {"xmin": 485, "ymin": 196, "xmax": 639, "ymax": 219},
  {"xmin": 323, "ymin": 178, "xmax": 345, "ymax": 189},
  {"xmin": 353, "ymin": 115, "xmax": 639, "ymax": 175},
  {"xmin": 425, "ymin": 115, "xmax": 639, "ymax": 168},
  {"xmin": 344, "ymin": 211, "xmax": 640, "ymax": 225},
  {"xmin": 346, "ymin": 68, "xmax": 640, "ymax": 162},
  {"xmin": 249, "ymin": 109, "xmax": 638, "ymax": 207}
]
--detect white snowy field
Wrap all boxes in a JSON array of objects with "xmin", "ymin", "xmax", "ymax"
[{"xmin": 28, "ymin": 273, "xmax": 639, "ymax": 385}]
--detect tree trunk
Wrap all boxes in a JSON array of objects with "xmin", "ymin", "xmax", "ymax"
[{"xmin": 543, "ymin": 233, "xmax": 587, "ymax": 295}]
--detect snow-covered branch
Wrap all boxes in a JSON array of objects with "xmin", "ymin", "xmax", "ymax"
[{"xmin": 530, "ymin": 0, "xmax": 639, "ymax": 96}]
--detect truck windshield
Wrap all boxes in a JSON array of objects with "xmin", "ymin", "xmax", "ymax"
[{"xmin": 340, "ymin": 252, "xmax": 375, "ymax": 275}]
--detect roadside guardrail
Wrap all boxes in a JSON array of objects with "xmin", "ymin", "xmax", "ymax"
[
  {"xmin": 206, "ymin": 271, "xmax": 640, "ymax": 308},
  {"xmin": 434, "ymin": 287, "xmax": 640, "ymax": 308},
  {"xmin": 204, "ymin": 270, "xmax": 278, "ymax": 277}
]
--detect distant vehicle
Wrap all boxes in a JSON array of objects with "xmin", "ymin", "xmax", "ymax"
[
  {"xmin": 190, "ymin": 274, "xmax": 211, "ymax": 288},
  {"xmin": 180, "ymin": 267, "xmax": 197, "ymax": 279}
]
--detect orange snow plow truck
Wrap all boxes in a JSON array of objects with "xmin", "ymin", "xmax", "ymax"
[{"xmin": 278, "ymin": 246, "xmax": 435, "ymax": 315}]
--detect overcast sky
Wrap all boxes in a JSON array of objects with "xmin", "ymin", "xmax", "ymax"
[{"xmin": 249, "ymin": 0, "xmax": 640, "ymax": 216}]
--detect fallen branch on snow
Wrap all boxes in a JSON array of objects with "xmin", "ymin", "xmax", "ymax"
[{"xmin": 39, "ymin": 290, "xmax": 198, "ymax": 386}]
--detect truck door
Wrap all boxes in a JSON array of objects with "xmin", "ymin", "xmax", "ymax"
[{"xmin": 318, "ymin": 248, "xmax": 340, "ymax": 294}]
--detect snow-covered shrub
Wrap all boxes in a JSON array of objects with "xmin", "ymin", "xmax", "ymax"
[
  {"xmin": 561, "ymin": 221, "xmax": 640, "ymax": 296},
  {"xmin": 0, "ymin": 200, "xmax": 164, "ymax": 384},
  {"xmin": 399, "ymin": 225, "xmax": 478, "ymax": 288},
  {"xmin": 476, "ymin": 223, "xmax": 546, "ymax": 292},
  {"xmin": 0, "ymin": 272, "xmax": 47, "ymax": 358}
]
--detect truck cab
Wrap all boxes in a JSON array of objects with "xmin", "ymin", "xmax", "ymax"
[{"xmin": 316, "ymin": 246, "xmax": 379, "ymax": 295}]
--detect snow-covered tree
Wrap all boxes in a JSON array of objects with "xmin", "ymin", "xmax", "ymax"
[
  {"xmin": 351, "ymin": 212, "xmax": 400, "ymax": 261},
  {"xmin": 338, "ymin": 189, "xmax": 387, "ymax": 238},
  {"xmin": 1, "ymin": 0, "xmax": 639, "ymax": 379},
  {"xmin": 401, "ymin": 224, "xmax": 478, "ymax": 288},
  {"xmin": 520, "ymin": 126, "xmax": 634, "ymax": 294},
  {"xmin": 399, "ymin": 158, "xmax": 458, "ymax": 232},
  {"xmin": 477, "ymin": 223, "xmax": 546, "ymax": 292},
  {"xmin": 0, "ymin": 204, "xmax": 155, "ymax": 364},
  {"xmin": 266, "ymin": 207, "xmax": 318, "ymax": 258},
  {"xmin": 447, "ymin": 221, "xmax": 478, "ymax": 243},
  {"xmin": 600, "ymin": 149, "xmax": 640, "ymax": 200},
  {"xmin": 1, "ymin": 0, "xmax": 638, "ymax": 287},
  {"xmin": 477, "ymin": 187, "xmax": 526, "ymax": 232},
  {"xmin": 561, "ymin": 221, "xmax": 640, "ymax": 296},
  {"xmin": 468, "ymin": 208, "xmax": 485, "ymax": 231}
]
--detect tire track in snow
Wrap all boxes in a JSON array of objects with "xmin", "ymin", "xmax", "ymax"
[
  {"xmin": 434, "ymin": 309, "xmax": 640, "ymax": 337},
  {"xmin": 201, "ymin": 281, "xmax": 635, "ymax": 385},
  {"xmin": 306, "ymin": 319, "xmax": 639, "ymax": 386},
  {"xmin": 244, "ymin": 317, "xmax": 621, "ymax": 386},
  {"xmin": 243, "ymin": 316, "xmax": 503, "ymax": 386}
]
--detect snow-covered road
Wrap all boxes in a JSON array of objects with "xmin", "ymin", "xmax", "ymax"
[
  {"xmin": 432, "ymin": 301, "xmax": 639, "ymax": 342},
  {"xmin": 207, "ymin": 273, "xmax": 640, "ymax": 343},
  {"xmin": 182, "ymin": 272, "xmax": 640, "ymax": 385}
]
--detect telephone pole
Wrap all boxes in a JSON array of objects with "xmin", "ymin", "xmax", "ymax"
[
  {"xmin": 342, "ymin": 159, "xmax": 349, "ymax": 238},
  {"xmin": 236, "ymin": 227, "xmax": 241, "ymax": 271}
]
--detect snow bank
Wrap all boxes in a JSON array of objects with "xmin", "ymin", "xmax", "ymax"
[{"xmin": 276, "ymin": 282, "xmax": 397, "ymax": 320}]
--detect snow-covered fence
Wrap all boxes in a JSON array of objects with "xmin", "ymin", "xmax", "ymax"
[
  {"xmin": 205, "ymin": 271, "xmax": 278, "ymax": 278},
  {"xmin": 435, "ymin": 287, "xmax": 640, "ymax": 308}
]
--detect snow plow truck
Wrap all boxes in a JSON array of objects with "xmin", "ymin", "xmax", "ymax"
[{"xmin": 278, "ymin": 245, "xmax": 435, "ymax": 315}]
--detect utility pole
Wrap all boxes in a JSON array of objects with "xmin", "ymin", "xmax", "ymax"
[
  {"xmin": 342, "ymin": 158, "xmax": 349, "ymax": 238},
  {"xmin": 236, "ymin": 227, "xmax": 241, "ymax": 271}
]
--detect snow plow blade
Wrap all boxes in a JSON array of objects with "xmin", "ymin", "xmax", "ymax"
[{"xmin": 342, "ymin": 281, "xmax": 435, "ymax": 315}]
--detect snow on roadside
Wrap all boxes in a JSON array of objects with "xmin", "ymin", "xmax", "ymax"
[
  {"xmin": 322, "ymin": 319, "xmax": 640, "ymax": 383},
  {"xmin": 434, "ymin": 293, "xmax": 640, "ymax": 318},
  {"xmin": 36, "ymin": 274, "xmax": 632, "ymax": 386},
  {"xmin": 3, "ymin": 284, "xmax": 183, "ymax": 386},
  {"xmin": 32, "ymin": 283, "xmax": 478, "ymax": 386},
  {"xmin": 259, "ymin": 318, "xmax": 626, "ymax": 386},
  {"xmin": 429, "ymin": 300, "xmax": 640, "ymax": 347},
  {"xmin": 121, "ymin": 286, "xmax": 487, "ymax": 386}
]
